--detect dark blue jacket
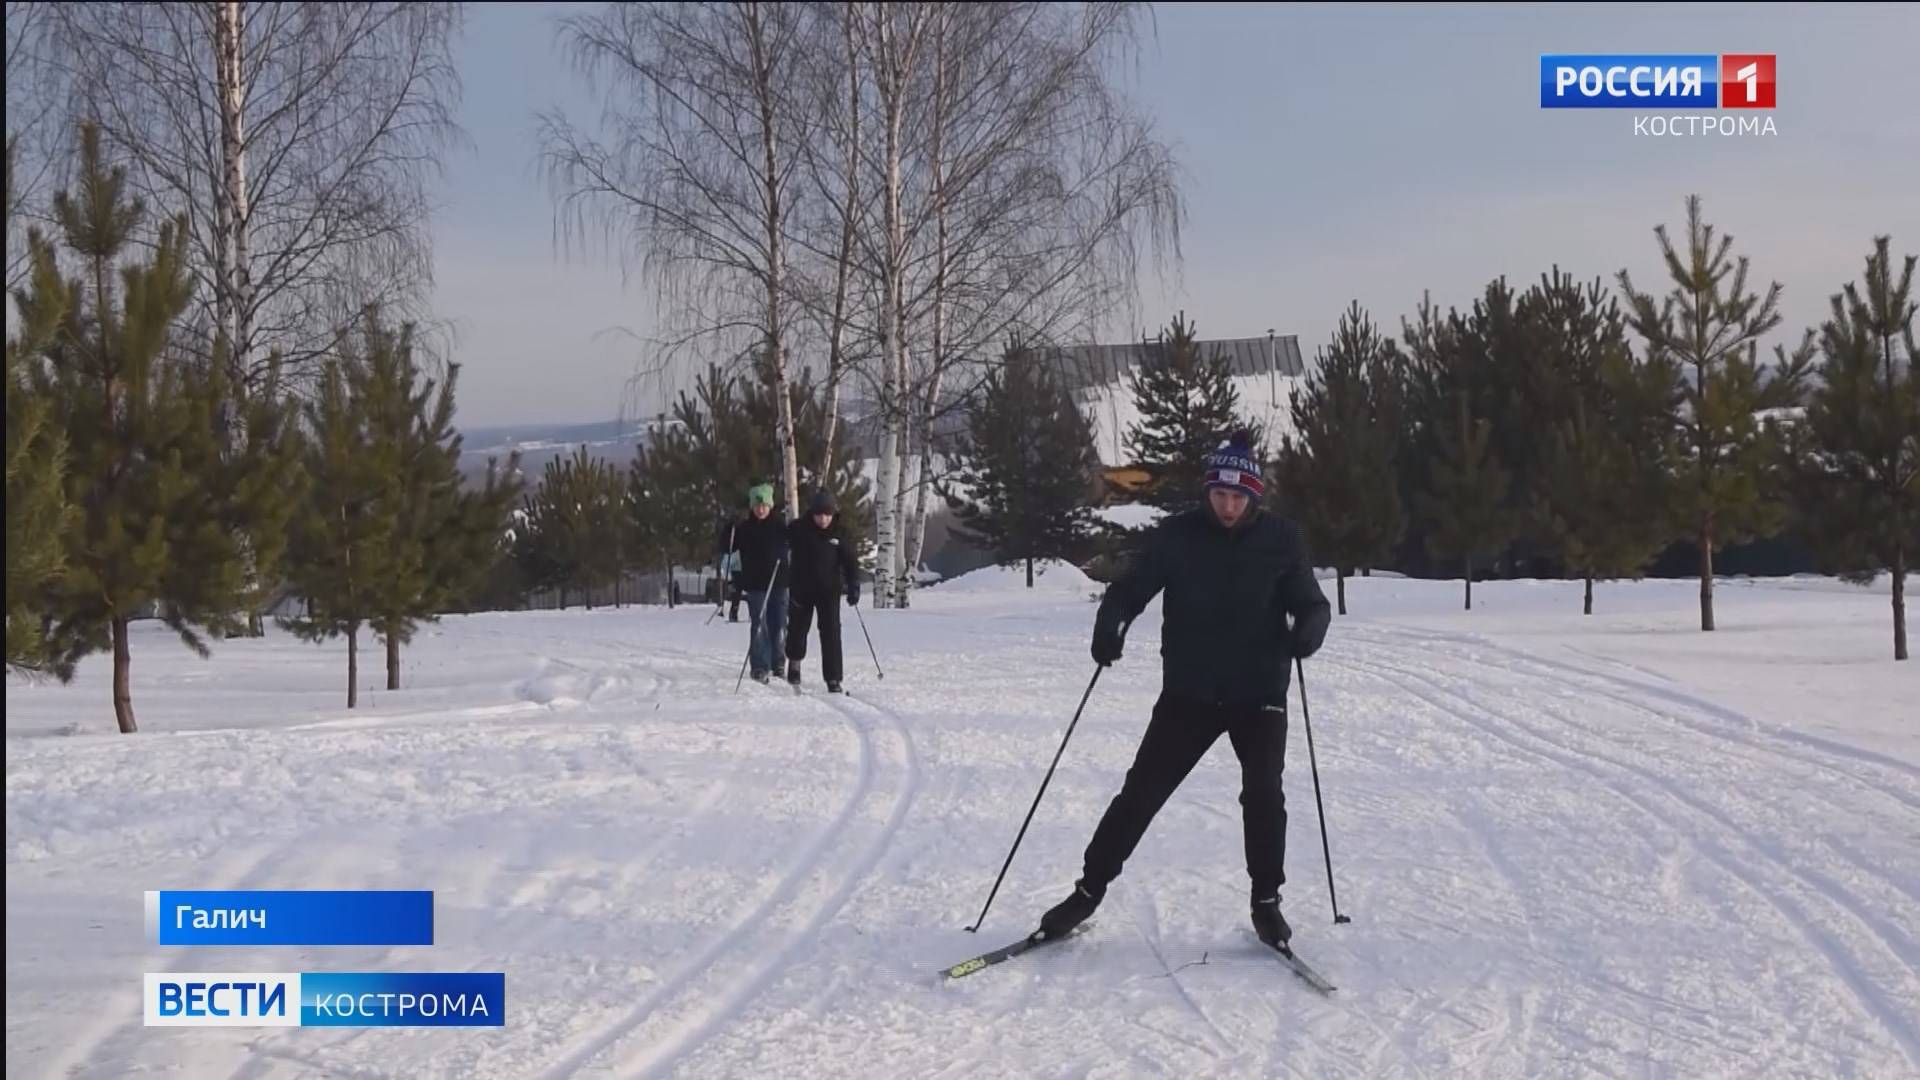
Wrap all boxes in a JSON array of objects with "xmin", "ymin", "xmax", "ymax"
[
  {"xmin": 1096, "ymin": 507, "xmax": 1331, "ymax": 707},
  {"xmin": 786, "ymin": 517, "xmax": 859, "ymax": 602}
]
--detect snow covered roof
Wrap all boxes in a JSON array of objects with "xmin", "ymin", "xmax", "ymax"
[{"xmin": 1024, "ymin": 335, "xmax": 1306, "ymax": 394}]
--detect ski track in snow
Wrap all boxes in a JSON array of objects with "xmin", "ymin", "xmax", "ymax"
[
  {"xmin": 564, "ymin": 672, "xmax": 922, "ymax": 1079},
  {"xmin": 7, "ymin": 579, "xmax": 1918, "ymax": 1079},
  {"xmin": 1329, "ymin": 625, "xmax": 1920, "ymax": 1075}
]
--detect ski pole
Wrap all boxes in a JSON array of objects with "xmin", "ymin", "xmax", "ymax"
[
  {"xmin": 851, "ymin": 601, "xmax": 883, "ymax": 680},
  {"xmin": 710, "ymin": 524, "xmax": 737, "ymax": 625},
  {"xmin": 965, "ymin": 665, "xmax": 1103, "ymax": 933},
  {"xmin": 1297, "ymin": 657, "xmax": 1350, "ymax": 925},
  {"xmin": 734, "ymin": 555, "xmax": 786, "ymax": 693}
]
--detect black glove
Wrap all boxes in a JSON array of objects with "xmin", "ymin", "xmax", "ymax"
[
  {"xmin": 847, "ymin": 586, "xmax": 860, "ymax": 607},
  {"xmin": 1091, "ymin": 621, "xmax": 1125, "ymax": 666},
  {"xmin": 1288, "ymin": 616, "xmax": 1327, "ymax": 660}
]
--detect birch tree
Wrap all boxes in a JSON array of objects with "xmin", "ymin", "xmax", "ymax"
[
  {"xmin": 543, "ymin": 1, "xmax": 809, "ymax": 521},
  {"xmin": 36, "ymin": 2, "xmax": 464, "ymax": 394},
  {"xmin": 845, "ymin": 1, "xmax": 1182, "ymax": 607}
]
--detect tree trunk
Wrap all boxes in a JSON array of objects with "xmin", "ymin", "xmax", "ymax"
[
  {"xmin": 560, "ymin": 588, "xmax": 569, "ymax": 611},
  {"xmin": 1894, "ymin": 547, "xmax": 1908, "ymax": 661},
  {"xmin": 347, "ymin": 625, "xmax": 359, "ymax": 709},
  {"xmin": 873, "ymin": 41, "xmax": 906, "ymax": 610},
  {"xmin": 818, "ymin": 9, "xmax": 861, "ymax": 484},
  {"xmin": 1465, "ymin": 556, "xmax": 1473, "ymax": 612},
  {"xmin": 1026, "ymin": 556, "xmax": 1034, "ymax": 589},
  {"xmin": 111, "ymin": 616, "xmax": 136, "ymax": 734},
  {"xmin": 900, "ymin": 7, "xmax": 949, "ymax": 614},
  {"xmin": 217, "ymin": 0, "xmax": 264, "ymax": 637},
  {"xmin": 1585, "ymin": 576, "xmax": 1594, "ymax": 616},
  {"xmin": 1699, "ymin": 523, "xmax": 1715, "ymax": 631},
  {"xmin": 386, "ymin": 630, "xmax": 400, "ymax": 691},
  {"xmin": 903, "ymin": 372, "xmax": 942, "ymax": 607},
  {"xmin": 1362, "ymin": 567, "xmax": 1371, "ymax": 578},
  {"xmin": 217, "ymin": 0, "xmax": 254, "ymax": 387},
  {"xmin": 892, "ymin": 408, "xmax": 912, "ymax": 603},
  {"xmin": 1889, "ymin": 327, "xmax": 1908, "ymax": 662},
  {"xmin": 1337, "ymin": 571, "xmax": 1347, "ymax": 616},
  {"xmin": 744, "ymin": 7, "xmax": 799, "ymax": 523}
]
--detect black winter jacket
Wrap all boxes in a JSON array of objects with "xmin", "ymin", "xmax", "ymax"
[
  {"xmin": 786, "ymin": 518, "xmax": 860, "ymax": 601},
  {"xmin": 1096, "ymin": 507, "xmax": 1332, "ymax": 707},
  {"xmin": 723, "ymin": 513, "xmax": 790, "ymax": 591}
]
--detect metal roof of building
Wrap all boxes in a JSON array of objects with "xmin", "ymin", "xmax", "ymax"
[{"xmin": 1021, "ymin": 335, "xmax": 1305, "ymax": 396}]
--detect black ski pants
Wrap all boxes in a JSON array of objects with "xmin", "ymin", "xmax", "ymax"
[
  {"xmin": 786, "ymin": 592, "xmax": 844, "ymax": 684},
  {"xmin": 1081, "ymin": 693, "xmax": 1289, "ymax": 902}
]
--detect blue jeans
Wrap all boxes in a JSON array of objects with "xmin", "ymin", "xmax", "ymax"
[{"xmin": 747, "ymin": 588, "xmax": 789, "ymax": 676}]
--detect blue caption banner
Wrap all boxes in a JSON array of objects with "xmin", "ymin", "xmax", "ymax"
[
  {"xmin": 301, "ymin": 972, "xmax": 505, "ymax": 1027},
  {"xmin": 144, "ymin": 972, "xmax": 505, "ymax": 1027},
  {"xmin": 150, "ymin": 890, "xmax": 434, "ymax": 946},
  {"xmin": 1540, "ymin": 54, "xmax": 1720, "ymax": 109}
]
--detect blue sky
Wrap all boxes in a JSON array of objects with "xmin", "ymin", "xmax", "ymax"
[{"xmin": 433, "ymin": 2, "xmax": 1920, "ymax": 428}]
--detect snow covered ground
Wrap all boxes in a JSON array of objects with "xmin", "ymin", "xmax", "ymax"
[{"xmin": 6, "ymin": 569, "xmax": 1917, "ymax": 1079}]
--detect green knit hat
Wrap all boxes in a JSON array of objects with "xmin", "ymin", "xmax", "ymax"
[{"xmin": 747, "ymin": 483, "xmax": 775, "ymax": 508}]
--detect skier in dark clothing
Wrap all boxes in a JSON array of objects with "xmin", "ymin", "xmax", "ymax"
[
  {"xmin": 1039, "ymin": 434, "xmax": 1332, "ymax": 947},
  {"xmin": 785, "ymin": 490, "xmax": 861, "ymax": 693},
  {"xmin": 716, "ymin": 519, "xmax": 745, "ymax": 622},
  {"xmin": 726, "ymin": 484, "xmax": 791, "ymax": 683}
]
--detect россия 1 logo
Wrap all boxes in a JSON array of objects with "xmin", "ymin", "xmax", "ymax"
[{"xmin": 1539, "ymin": 54, "xmax": 1777, "ymax": 137}]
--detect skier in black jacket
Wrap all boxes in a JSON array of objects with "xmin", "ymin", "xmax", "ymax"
[
  {"xmin": 1039, "ymin": 434, "xmax": 1331, "ymax": 947},
  {"xmin": 726, "ymin": 483, "xmax": 791, "ymax": 683},
  {"xmin": 784, "ymin": 490, "xmax": 861, "ymax": 692},
  {"xmin": 716, "ymin": 520, "xmax": 744, "ymax": 622}
]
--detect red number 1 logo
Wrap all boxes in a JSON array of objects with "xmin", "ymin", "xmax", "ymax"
[{"xmin": 1721, "ymin": 54, "xmax": 1776, "ymax": 109}]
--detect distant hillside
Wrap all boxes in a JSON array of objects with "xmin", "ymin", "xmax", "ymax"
[{"xmin": 457, "ymin": 417, "xmax": 674, "ymax": 485}]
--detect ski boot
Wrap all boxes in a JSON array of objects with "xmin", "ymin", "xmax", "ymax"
[
  {"xmin": 787, "ymin": 661, "xmax": 802, "ymax": 687},
  {"xmin": 1038, "ymin": 881, "xmax": 1103, "ymax": 940},
  {"xmin": 826, "ymin": 681, "xmax": 844, "ymax": 694},
  {"xmin": 1252, "ymin": 894, "xmax": 1292, "ymax": 947}
]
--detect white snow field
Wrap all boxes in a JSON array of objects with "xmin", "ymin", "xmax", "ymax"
[{"xmin": 7, "ymin": 568, "xmax": 1917, "ymax": 1079}]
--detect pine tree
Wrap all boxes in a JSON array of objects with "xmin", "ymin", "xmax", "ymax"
[
  {"xmin": 351, "ymin": 312, "xmax": 496, "ymax": 689},
  {"xmin": 1792, "ymin": 237, "xmax": 1918, "ymax": 660},
  {"xmin": 441, "ymin": 455, "xmax": 524, "ymax": 615},
  {"xmin": 1525, "ymin": 272, "xmax": 1679, "ymax": 613},
  {"xmin": 6, "ymin": 142, "xmax": 75, "ymax": 673},
  {"xmin": 1534, "ymin": 372, "xmax": 1678, "ymax": 615},
  {"xmin": 669, "ymin": 364, "xmax": 766, "ymax": 521},
  {"xmin": 222, "ymin": 347, "xmax": 303, "ymax": 637},
  {"xmin": 512, "ymin": 486, "xmax": 568, "ymax": 607},
  {"xmin": 525, "ymin": 452, "xmax": 581, "ymax": 608},
  {"xmin": 1277, "ymin": 302, "xmax": 1406, "ymax": 615},
  {"xmin": 30, "ymin": 125, "xmax": 274, "ymax": 732},
  {"xmin": 279, "ymin": 358, "xmax": 391, "ymax": 707},
  {"xmin": 944, "ymin": 345, "xmax": 1102, "ymax": 587},
  {"xmin": 629, "ymin": 432, "xmax": 710, "ymax": 606},
  {"xmin": 1404, "ymin": 290, "xmax": 1519, "ymax": 605},
  {"xmin": 1125, "ymin": 312, "xmax": 1254, "ymax": 509},
  {"xmin": 524, "ymin": 445, "xmax": 625, "ymax": 608},
  {"xmin": 1618, "ymin": 195, "xmax": 1814, "ymax": 632},
  {"xmin": 1417, "ymin": 396, "xmax": 1518, "ymax": 612},
  {"xmin": 580, "ymin": 451, "xmax": 629, "ymax": 606}
]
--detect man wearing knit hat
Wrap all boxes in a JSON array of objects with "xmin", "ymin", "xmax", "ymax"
[
  {"xmin": 1038, "ymin": 432, "xmax": 1331, "ymax": 948},
  {"xmin": 784, "ymin": 489, "xmax": 862, "ymax": 692},
  {"xmin": 725, "ymin": 483, "xmax": 790, "ymax": 683}
]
